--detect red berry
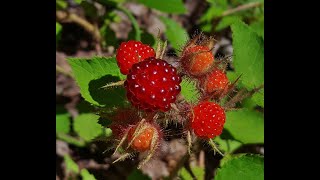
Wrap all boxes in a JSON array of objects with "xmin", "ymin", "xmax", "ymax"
[
  {"xmin": 181, "ymin": 45, "xmax": 214, "ymax": 77},
  {"xmin": 191, "ymin": 101, "xmax": 226, "ymax": 139},
  {"xmin": 124, "ymin": 57, "xmax": 182, "ymax": 112},
  {"xmin": 202, "ymin": 69, "xmax": 229, "ymax": 94},
  {"xmin": 116, "ymin": 40, "xmax": 155, "ymax": 75},
  {"xmin": 127, "ymin": 125, "xmax": 155, "ymax": 152}
]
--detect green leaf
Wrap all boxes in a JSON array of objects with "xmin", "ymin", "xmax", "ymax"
[
  {"xmin": 241, "ymin": 97, "xmax": 257, "ymax": 109},
  {"xmin": 104, "ymin": 128, "xmax": 113, "ymax": 137},
  {"xmin": 215, "ymin": 16, "xmax": 241, "ymax": 31},
  {"xmin": 200, "ymin": 0, "xmax": 228, "ymax": 23},
  {"xmin": 250, "ymin": 19, "xmax": 264, "ymax": 39},
  {"xmin": 141, "ymin": 31, "xmax": 156, "ymax": 48},
  {"xmin": 180, "ymin": 79, "xmax": 199, "ymax": 103},
  {"xmin": 215, "ymin": 154, "xmax": 264, "ymax": 180},
  {"xmin": 56, "ymin": 22, "xmax": 62, "ymax": 44},
  {"xmin": 219, "ymin": 153, "xmax": 246, "ymax": 167},
  {"xmin": 231, "ymin": 20, "xmax": 264, "ymax": 90},
  {"xmin": 179, "ymin": 167, "xmax": 204, "ymax": 180},
  {"xmin": 64, "ymin": 155, "xmax": 79, "ymax": 174},
  {"xmin": 215, "ymin": 136, "xmax": 242, "ymax": 153},
  {"xmin": 56, "ymin": 106, "xmax": 70, "ymax": 134},
  {"xmin": 74, "ymin": 0, "xmax": 83, "ymax": 4},
  {"xmin": 252, "ymin": 88, "xmax": 264, "ymax": 107},
  {"xmin": 56, "ymin": 22, "xmax": 62, "ymax": 36},
  {"xmin": 200, "ymin": 7, "xmax": 224, "ymax": 23},
  {"xmin": 137, "ymin": 0, "xmax": 186, "ymax": 14},
  {"xmin": 127, "ymin": 169, "xmax": 151, "ymax": 180},
  {"xmin": 160, "ymin": 16, "xmax": 189, "ymax": 53},
  {"xmin": 81, "ymin": 1, "xmax": 98, "ymax": 18},
  {"xmin": 80, "ymin": 169, "xmax": 97, "ymax": 180},
  {"xmin": 67, "ymin": 57, "xmax": 127, "ymax": 107},
  {"xmin": 100, "ymin": 23, "xmax": 118, "ymax": 48},
  {"xmin": 56, "ymin": 113, "xmax": 70, "ymax": 134},
  {"xmin": 225, "ymin": 109, "xmax": 264, "ymax": 144},
  {"xmin": 73, "ymin": 113, "xmax": 103, "ymax": 142},
  {"xmin": 56, "ymin": 0, "xmax": 67, "ymax": 9}
]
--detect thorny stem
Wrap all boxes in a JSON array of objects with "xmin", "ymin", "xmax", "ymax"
[
  {"xmin": 224, "ymin": 84, "xmax": 264, "ymax": 109},
  {"xmin": 113, "ymin": 153, "xmax": 131, "ymax": 163},
  {"xmin": 208, "ymin": 139, "xmax": 224, "ymax": 156},
  {"xmin": 101, "ymin": 80, "xmax": 125, "ymax": 89},
  {"xmin": 221, "ymin": 2, "xmax": 263, "ymax": 17}
]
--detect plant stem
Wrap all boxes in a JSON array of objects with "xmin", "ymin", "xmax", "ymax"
[
  {"xmin": 57, "ymin": 133, "xmax": 86, "ymax": 147},
  {"xmin": 56, "ymin": 65, "xmax": 74, "ymax": 78},
  {"xmin": 221, "ymin": 2, "xmax": 263, "ymax": 17},
  {"xmin": 56, "ymin": 10, "xmax": 102, "ymax": 45},
  {"xmin": 117, "ymin": 6, "xmax": 141, "ymax": 41}
]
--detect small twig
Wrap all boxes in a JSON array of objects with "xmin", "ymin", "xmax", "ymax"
[
  {"xmin": 56, "ymin": 65, "xmax": 74, "ymax": 78},
  {"xmin": 221, "ymin": 2, "xmax": 263, "ymax": 17},
  {"xmin": 56, "ymin": 10, "xmax": 102, "ymax": 44}
]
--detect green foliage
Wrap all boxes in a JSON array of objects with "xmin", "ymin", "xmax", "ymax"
[
  {"xmin": 219, "ymin": 153, "xmax": 246, "ymax": 167},
  {"xmin": 215, "ymin": 154, "xmax": 264, "ymax": 180},
  {"xmin": 252, "ymin": 88, "xmax": 264, "ymax": 107},
  {"xmin": 56, "ymin": 0, "xmax": 67, "ymax": 9},
  {"xmin": 250, "ymin": 18, "xmax": 264, "ymax": 39},
  {"xmin": 56, "ymin": 112, "xmax": 70, "ymax": 134},
  {"xmin": 137, "ymin": 0, "xmax": 186, "ymax": 14},
  {"xmin": 127, "ymin": 169, "xmax": 151, "ymax": 180},
  {"xmin": 74, "ymin": 0, "xmax": 83, "ymax": 4},
  {"xmin": 180, "ymin": 79, "xmax": 199, "ymax": 103},
  {"xmin": 56, "ymin": 22, "xmax": 62, "ymax": 36},
  {"xmin": 230, "ymin": 20, "xmax": 264, "ymax": 107},
  {"xmin": 68, "ymin": 57, "xmax": 127, "ymax": 107},
  {"xmin": 73, "ymin": 113, "xmax": 104, "ymax": 142},
  {"xmin": 64, "ymin": 155, "xmax": 79, "ymax": 174},
  {"xmin": 160, "ymin": 16, "xmax": 189, "ymax": 53},
  {"xmin": 56, "ymin": 22, "xmax": 62, "ymax": 43},
  {"xmin": 225, "ymin": 109, "xmax": 264, "ymax": 144},
  {"xmin": 231, "ymin": 20, "xmax": 264, "ymax": 91},
  {"xmin": 215, "ymin": 16, "xmax": 241, "ymax": 31},
  {"xmin": 80, "ymin": 169, "xmax": 97, "ymax": 180},
  {"xmin": 179, "ymin": 166, "xmax": 205, "ymax": 180},
  {"xmin": 215, "ymin": 136, "xmax": 242, "ymax": 153}
]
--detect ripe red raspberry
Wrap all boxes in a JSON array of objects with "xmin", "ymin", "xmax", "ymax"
[
  {"xmin": 116, "ymin": 40, "xmax": 155, "ymax": 75},
  {"xmin": 201, "ymin": 69, "xmax": 229, "ymax": 94},
  {"xmin": 124, "ymin": 57, "xmax": 182, "ymax": 112},
  {"xmin": 191, "ymin": 101, "xmax": 226, "ymax": 139},
  {"xmin": 181, "ymin": 45, "xmax": 214, "ymax": 77},
  {"xmin": 127, "ymin": 125, "xmax": 155, "ymax": 152}
]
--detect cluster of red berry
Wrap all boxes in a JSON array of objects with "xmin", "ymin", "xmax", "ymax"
[{"xmin": 110, "ymin": 35, "xmax": 232, "ymax": 168}]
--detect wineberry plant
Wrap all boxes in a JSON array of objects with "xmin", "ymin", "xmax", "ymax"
[{"xmin": 56, "ymin": 0, "xmax": 264, "ymax": 179}]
